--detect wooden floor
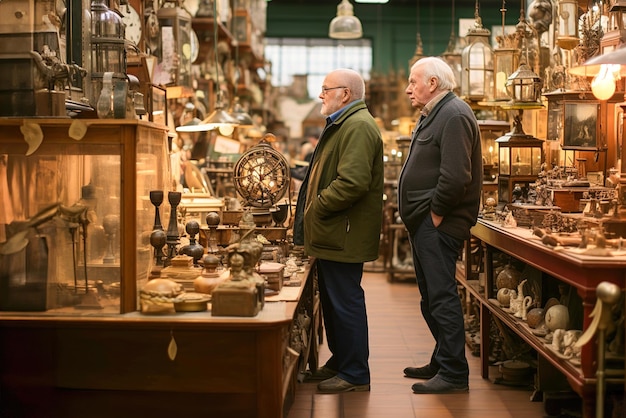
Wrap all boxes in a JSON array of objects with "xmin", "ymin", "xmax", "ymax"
[{"xmin": 286, "ymin": 269, "xmax": 548, "ymax": 418}]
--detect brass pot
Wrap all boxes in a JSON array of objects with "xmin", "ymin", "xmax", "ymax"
[{"xmin": 174, "ymin": 292, "xmax": 210, "ymax": 312}]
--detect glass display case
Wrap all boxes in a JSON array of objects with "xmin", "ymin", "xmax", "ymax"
[{"xmin": 0, "ymin": 119, "xmax": 170, "ymax": 314}]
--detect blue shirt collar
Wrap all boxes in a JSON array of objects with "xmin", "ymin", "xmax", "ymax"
[{"xmin": 328, "ymin": 99, "xmax": 361, "ymax": 122}]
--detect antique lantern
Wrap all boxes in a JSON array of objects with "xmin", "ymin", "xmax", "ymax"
[
  {"xmin": 496, "ymin": 60, "xmax": 544, "ymax": 204},
  {"xmin": 90, "ymin": 0, "xmax": 126, "ymax": 106},
  {"xmin": 460, "ymin": 0, "xmax": 494, "ymax": 102},
  {"xmin": 556, "ymin": 0, "xmax": 580, "ymax": 49},
  {"xmin": 156, "ymin": 0, "xmax": 193, "ymax": 87},
  {"xmin": 493, "ymin": 47, "xmax": 519, "ymax": 102},
  {"xmin": 505, "ymin": 62, "xmax": 543, "ymax": 105},
  {"xmin": 492, "ymin": 0, "xmax": 520, "ymax": 102}
]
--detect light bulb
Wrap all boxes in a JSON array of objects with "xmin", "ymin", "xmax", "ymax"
[
  {"xmin": 591, "ymin": 64, "xmax": 619, "ymax": 101},
  {"xmin": 218, "ymin": 124, "xmax": 235, "ymax": 136}
]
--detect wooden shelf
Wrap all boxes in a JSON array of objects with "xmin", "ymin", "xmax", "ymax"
[{"xmin": 459, "ymin": 219, "xmax": 626, "ymax": 418}]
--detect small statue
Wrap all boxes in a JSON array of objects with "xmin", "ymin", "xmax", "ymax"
[
  {"xmin": 562, "ymin": 330, "xmax": 582, "ymax": 359},
  {"xmin": 211, "ymin": 226, "xmax": 265, "ymax": 316},
  {"xmin": 502, "ymin": 211, "xmax": 517, "ymax": 228},
  {"xmin": 482, "ymin": 197, "xmax": 497, "ymax": 221}
]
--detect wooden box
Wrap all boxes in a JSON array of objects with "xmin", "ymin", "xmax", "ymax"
[
  {"xmin": 258, "ymin": 262, "xmax": 284, "ymax": 292},
  {"xmin": 549, "ymin": 188, "xmax": 585, "ymax": 213}
]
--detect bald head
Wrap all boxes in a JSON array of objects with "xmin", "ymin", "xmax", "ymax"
[
  {"xmin": 326, "ymin": 68, "xmax": 365, "ymax": 101},
  {"xmin": 320, "ymin": 68, "xmax": 366, "ymax": 116}
]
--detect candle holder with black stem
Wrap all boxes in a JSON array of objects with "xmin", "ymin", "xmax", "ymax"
[
  {"xmin": 164, "ymin": 191, "xmax": 182, "ymax": 267},
  {"xmin": 149, "ymin": 190, "xmax": 164, "ymax": 230}
]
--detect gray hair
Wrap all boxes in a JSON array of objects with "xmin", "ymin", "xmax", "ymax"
[
  {"xmin": 333, "ymin": 68, "xmax": 366, "ymax": 100},
  {"xmin": 412, "ymin": 57, "xmax": 456, "ymax": 91}
]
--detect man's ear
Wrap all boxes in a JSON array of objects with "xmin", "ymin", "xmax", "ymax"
[
  {"xmin": 342, "ymin": 89, "xmax": 351, "ymax": 104},
  {"xmin": 429, "ymin": 77, "xmax": 438, "ymax": 93}
]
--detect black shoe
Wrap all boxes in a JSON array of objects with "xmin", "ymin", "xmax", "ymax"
[
  {"xmin": 411, "ymin": 374, "xmax": 468, "ymax": 394},
  {"xmin": 403, "ymin": 364, "xmax": 438, "ymax": 379},
  {"xmin": 305, "ymin": 366, "xmax": 337, "ymax": 382},
  {"xmin": 317, "ymin": 376, "xmax": 370, "ymax": 393}
]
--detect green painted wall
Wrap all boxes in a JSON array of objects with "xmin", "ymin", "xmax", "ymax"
[{"xmin": 266, "ymin": 2, "xmax": 519, "ymax": 74}]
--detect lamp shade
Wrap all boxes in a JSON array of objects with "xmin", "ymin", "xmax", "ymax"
[
  {"xmin": 568, "ymin": 46, "xmax": 626, "ymax": 77},
  {"xmin": 329, "ymin": 0, "xmax": 363, "ymax": 39},
  {"xmin": 176, "ymin": 105, "xmax": 239, "ymax": 133},
  {"xmin": 229, "ymin": 98, "xmax": 255, "ymax": 127}
]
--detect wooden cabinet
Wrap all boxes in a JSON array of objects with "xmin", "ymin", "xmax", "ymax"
[
  {"xmin": 459, "ymin": 220, "xmax": 625, "ymax": 417},
  {"xmin": 0, "ymin": 263, "xmax": 320, "ymax": 418},
  {"xmin": 0, "ymin": 118, "xmax": 320, "ymax": 417}
]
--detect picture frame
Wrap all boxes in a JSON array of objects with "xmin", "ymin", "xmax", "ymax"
[
  {"xmin": 547, "ymin": 98, "xmax": 563, "ymax": 142},
  {"xmin": 149, "ymin": 84, "xmax": 167, "ymax": 126},
  {"xmin": 233, "ymin": 10, "xmax": 252, "ymax": 45},
  {"xmin": 563, "ymin": 102, "xmax": 599, "ymax": 150}
]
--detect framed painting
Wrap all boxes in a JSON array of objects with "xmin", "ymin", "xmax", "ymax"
[{"xmin": 563, "ymin": 102, "xmax": 599, "ymax": 150}]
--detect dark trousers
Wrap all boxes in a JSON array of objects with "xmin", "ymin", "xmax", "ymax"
[
  {"xmin": 409, "ymin": 216, "xmax": 469, "ymax": 384},
  {"xmin": 316, "ymin": 259, "xmax": 370, "ymax": 385}
]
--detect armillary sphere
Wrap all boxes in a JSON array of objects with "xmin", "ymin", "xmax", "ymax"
[{"xmin": 232, "ymin": 133, "xmax": 291, "ymax": 208}]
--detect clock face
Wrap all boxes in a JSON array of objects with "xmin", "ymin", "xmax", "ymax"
[
  {"xmin": 120, "ymin": 4, "xmax": 142, "ymax": 47},
  {"xmin": 180, "ymin": 29, "xmax": 199, "ymax": 64},
  {"xmin": 233, "ymin": 142, "xmax": 291, "ymax": 208}
]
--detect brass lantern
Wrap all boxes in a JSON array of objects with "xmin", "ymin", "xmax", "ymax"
[
  {"xmin": 505, "ymin": 62, "xmax": 543, "ymax": 105},
  {"xmin": 460, "ymin": 1, "xmax": 494, "ymax": 102},
  {"xmin": 496, "ymin": 132, "xmax": 544, "ymax": 203},
  {"xmin": 557, "ymin": 0, "xmax": 580, "ymax": 50},
  {"xmin": 496, "ymin": 63, "xmax": 544, "ymax": 204}
]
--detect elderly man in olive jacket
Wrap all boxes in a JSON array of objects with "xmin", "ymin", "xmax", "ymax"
[{"xmin": 293, "ymin": 68, "xmax": 384, "ymax": 393}]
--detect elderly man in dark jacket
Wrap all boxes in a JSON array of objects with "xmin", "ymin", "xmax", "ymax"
[
  {"xmin": 293, "ymin": 68, "xmax": 384, "ymax": 393},
  {"xmin": 398, "ymin": 57, "xmax": 482, "ymax": 394}
]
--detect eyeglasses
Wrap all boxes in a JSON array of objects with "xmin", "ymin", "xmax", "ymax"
[{"xmin": 321, "ymin": 86, "xmax": 347, "ymax": 94}]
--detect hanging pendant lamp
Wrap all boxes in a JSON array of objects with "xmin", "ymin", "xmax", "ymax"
[
  {"xmin": 329, "ymin": 0, "xmax": 363, "ymax": 39},
  {"xmin": 176, "ymin": 0, "xmax": 239, "ymax": 134}
]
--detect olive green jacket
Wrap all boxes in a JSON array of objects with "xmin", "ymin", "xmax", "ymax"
[{"xmin": 297, "ymin": 100, "xmax": 384, "ymax": 263}]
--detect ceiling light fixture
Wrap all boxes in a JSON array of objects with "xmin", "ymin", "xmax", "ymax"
[
  {"xmin": 176, "ymin": 0, "xmax": 239, "ymax": 133},
  {"xmin": 569, "ymin": 46, "xmax": 626, "ymax": 101},
  {"xmin": 329, "ymin": 0, "xmax": 363, "ymax": 39},
  {"xmin": 228, "ymin": 2, "xmax": 255, "ymax": 130}
]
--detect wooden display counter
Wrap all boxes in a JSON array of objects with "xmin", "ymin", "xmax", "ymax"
[
  {"xmin": 460, "ymin": 220, "xmax": 626, "ymax": 417},
  {"xmin": 0, "ymin": 264, "xmax": 320, "ymax": 418}
]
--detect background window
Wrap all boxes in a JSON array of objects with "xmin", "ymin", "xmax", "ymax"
[{"xmin": 265, "ymin": 38, "xmax": 373, "ymax": 100}]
